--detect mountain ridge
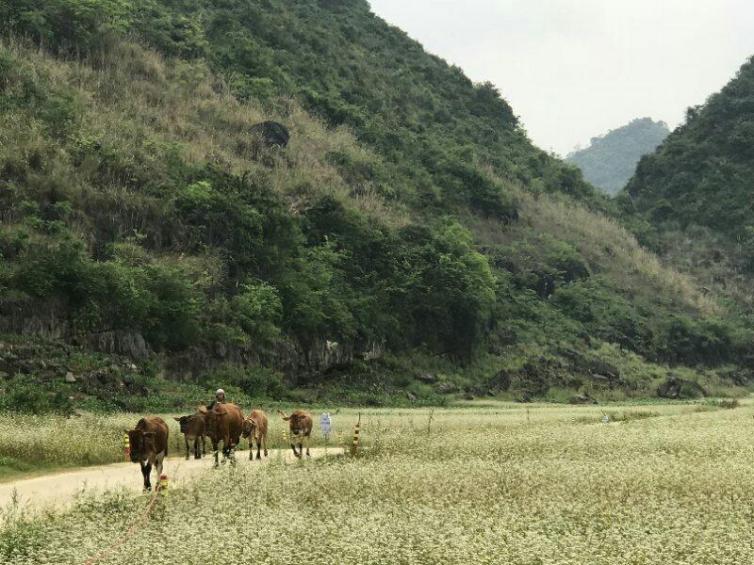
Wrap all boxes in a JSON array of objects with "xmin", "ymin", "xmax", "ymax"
[{"xmin": 567, "ymin": 117, "xmax": 669, "ymax": 196}]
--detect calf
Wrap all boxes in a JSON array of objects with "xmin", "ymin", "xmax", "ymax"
[
  {"xmin": 199, "ymin": 403, "xmax": 244, "ymax": 467},
  {"xmin": 125, "ymin": 417, "xmax": 169, "ymax": 491},
  {"xmin": 278, "ymin": 410, "xmax": 313, "ymax": 458},
  {"xmin": 174, "ymin": 412, "xmax": 207, "ymax": 460},
  {"xmin": 241, "ymin": 409, "xmax": 269, "ymax": 460}
]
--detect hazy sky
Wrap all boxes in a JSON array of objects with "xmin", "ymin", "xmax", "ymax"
[{"xmin": 368, "ymin": 0, "xmax": 754, "ymax": 156}]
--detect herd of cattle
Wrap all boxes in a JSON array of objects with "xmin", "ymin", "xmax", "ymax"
[{"xmin": 124, "ymin": 405, "xmax": 313, "ymax": 491}]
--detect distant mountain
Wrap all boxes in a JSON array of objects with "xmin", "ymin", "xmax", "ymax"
[{"xmin": 568, "ymin": 118, "xmax": 670, "ymax": 195}]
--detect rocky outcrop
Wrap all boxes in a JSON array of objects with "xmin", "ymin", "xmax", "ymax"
[
  {"xmin": 569, "ymin": 393, "xmax": 598, "ymax": 405},
  {"xmin": 657, "ymin": 376, "xmax": 706, "ymax": 399},
  {"xmin": 416, "ymin": 372, "xmax": 437, "ymax": 384},
  {"xmin": 249, "ymin": 121, "xmax": 290, "ymax": 148},
  {"xmin": 0, "ymin": 300, "xmax": 70, "ymax": 340},
  {"xmin": 85, "ymin": 331, "xmax": 150, "ymax": 361},
  {"xmin": 165, "ymin": 337, "xmax": 385, "ymax": 381}
]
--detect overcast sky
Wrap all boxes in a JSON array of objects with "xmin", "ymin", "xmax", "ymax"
[{"xmin": 368, "ymin": 0, "xmax": 754, "ymax": 156}]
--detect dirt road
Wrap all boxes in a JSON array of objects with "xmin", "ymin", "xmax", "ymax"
[{"xmin": 0, "ymin": 447, "xmax": 341, "ymax": 514}]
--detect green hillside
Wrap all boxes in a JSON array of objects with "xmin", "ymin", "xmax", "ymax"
[
  {"xmin": 0, "ymin": 0, "xmax": 750, "ymax": 411},
  {"xmin": 623, "ymin": 57, "xmax": 754, "ymax": 306},
  {"xmin": 567, "ymin": 118, "xmax": 669, "ymax": 195}
]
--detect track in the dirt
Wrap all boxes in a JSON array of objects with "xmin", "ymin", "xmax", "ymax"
[{"xmin": 0, "ymin": 447, "xmax": 341, "ymax": 513}]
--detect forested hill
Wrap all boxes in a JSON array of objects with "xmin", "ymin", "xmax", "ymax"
[
  {"xmin": 567, "ymin": 118, "xmax": 669, "ymax": 195},
  {"xmin": 0, "ymin": 0, "xmax": 749, "ymax": 410},
  {"xmin": 623, "ymin": 57, "xmax": 754, "ymax": 302}
]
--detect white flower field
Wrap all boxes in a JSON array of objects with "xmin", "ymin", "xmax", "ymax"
[{"xmin": 1, "ymin": 401, "xmax": 753, "ymax": 564}]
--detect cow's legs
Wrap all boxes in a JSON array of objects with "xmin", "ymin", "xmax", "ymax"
[
  {"xmin": 305, "ymin": 435, "xmax": 311, "ymax": 457},
  {"xmin": 141, "ymin": 461, "xmax": 152, "ymax": 491},
  {"xmin": 256, "ymin": 436, "xmax": 262, "ymax": 460},
  {"xmin": 221, "ymin": 438, "xmax": 236, "ymax": 466},
  {"xmin": 155, "ymin": 452, "xmax": 165, "ymax": 485},
  {"xmin": 212, "ymin": 439, "xmax": 220, "ymax": 468},
  {"xmin": 229, "ymin": 442, "xmax": 237, "ymax": 466},
  {"xmin": 193, "ymin": 437, "xmax": 201, "ymax": 459},
  {"xmin": 184, "ymin": 436, "xmax": 190, "ymax": 460},
  {"xmin": 249, "ymin": 440, "xmax": 254, "ymax": 460},
  {"xmin": 263, "ymin": 434, "xmax": 268, "ymax": 457},
  {"xmin": 290, "ymin": 439, "xmax": 300, "ymax": 458},
  {"xmin": 221, "ymin": 435, "xmax": 230, "ymax": 465}
]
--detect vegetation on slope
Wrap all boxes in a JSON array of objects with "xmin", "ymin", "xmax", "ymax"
[
  {"xmin": 621, "ymin": 57, "xmax": 754, "ymax": 311},
  {"xmin": 567, "ymin": 117, "xmax": 669, "ymax": 195},
  {"xmin": 0, "ymin": 1, "xmax": 751, "ymax": 409}
]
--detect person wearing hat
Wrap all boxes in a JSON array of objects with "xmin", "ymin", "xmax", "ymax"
[{"xmin": 207, "ymin": 388, "xmax": 226, "ymax": 410}]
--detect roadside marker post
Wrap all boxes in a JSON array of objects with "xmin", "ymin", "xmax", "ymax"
[
  {"xmin": 159, "ymin": 474, "xmax": 169, "ymax": 496},
  {"xmin": 350, "ymin": 413, "xmax": 361, "ymax": 456}
]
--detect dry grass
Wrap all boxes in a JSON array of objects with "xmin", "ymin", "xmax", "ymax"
[
  {"xmin": 1, "ymin": 39, "xmax": 409, "ymax": 232},
  {"xmin": 472, "ymin": 180, "xmax": 720, "ymax": 316}
]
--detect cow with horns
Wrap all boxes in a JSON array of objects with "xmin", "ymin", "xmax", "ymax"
[
  {"xmin": 125, "ymin": 417, "xmax": 169, "ymax": 491},
  {"xmin": 278, "ymin": 410, "xmax": 313, "ymax": 458},
  {"xmin": 174, "ymin": 411, "xmax": 207, "ymax": 460},
  {"xmin": 199, "ymin": 403, "xmax": 244, "ymax": 467},
  {"xmin": 241, "ymin": 409, "xmax": 269, "ymax": 460}
]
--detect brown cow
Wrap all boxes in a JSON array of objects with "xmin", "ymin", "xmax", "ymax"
[
  {"xmin": 241, "ymin": 409, "xmax": 269, "ymax": 460},
  {"xmin": 174, "ymin": 412, "xmax": 207, "ymax": 460},
  {"xmin": 199, "ymin": 403, "xmax": 244, "ymax": 467},
  {"xmin": 125, "ymin": 417, "xmax": 169, "ymax": 491},
  {"xmin": 278, "ymin": 410, "xmax": 312, "ymax": 458}
]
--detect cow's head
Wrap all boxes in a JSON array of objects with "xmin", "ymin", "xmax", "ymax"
[
  {"xmin": 241, "ymin": 418, "xmax": 257, "ymax": 439},
  {"xmin": 174, "ymin": 415, "xmax": 192, "ymax": 434},
  {"xmin": 280, "ymin": 411, "xmax": 308, "ymax": 434},
  {"xmin": 199, "ymin": 404, "xmax": 226, "ymax": 435},
  {"xmin": 125, "ymin": 429, "xmax": 157, "ymax": 463},
  {"xmin": 290, "ymin": 413, "xmax": 307, "ymax": 433}
]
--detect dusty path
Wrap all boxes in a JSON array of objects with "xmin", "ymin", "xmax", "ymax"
[{"xmin": 0, "ymin": 447, "xmax": 341, "ymax": 514}]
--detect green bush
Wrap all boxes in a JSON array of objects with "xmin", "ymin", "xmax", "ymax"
[
  {"xmin": 0, "ymin": 376, "xmax": 73, "ymax": 415},
  {"xmin": 201, "ymin": 365, "xmax": 285, "ymax": 400}
]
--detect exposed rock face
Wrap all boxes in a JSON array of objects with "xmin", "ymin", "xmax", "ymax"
[
  {"xmin": 273, "ymin": 338, "xmax": 384, "ymax": 378},
  {"xmin": 249, "ymin": 121, "xmax": 290, "ymax": 148},
  {"xmin": 416, "ymin": 373, "xmax": 437, "ymax": 384},
  {"xmin": 435, "ymin": 382, "xmax": 459, "ymax": 394},
  {"xmin": 657, "ymin": 376, "xmax": 706, "ymax": 399},
  {"xmin": 86, "ymin": 331, "xmax": 150, "ymax": 361},
  {"xmin": 1, "ymin": 295, "xmax": 384, "ymax": 383},
  {"xmin": 490, "ymin": 369, "xmax": 512, "ymax": 391},
  {"xmin": 0, "ymin": 301, "xmax": 70, "ymax": 340},
  {"xmin": 569, "ymin": 393, "xmax": 597, "ymax": 405},
  {"xmin": 165, "ymin": 337, "xmax": 385, "ymax": 382},
  {"xmin": 0, "ymin": 301, "xmax": 150, "ymax": 361}
]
